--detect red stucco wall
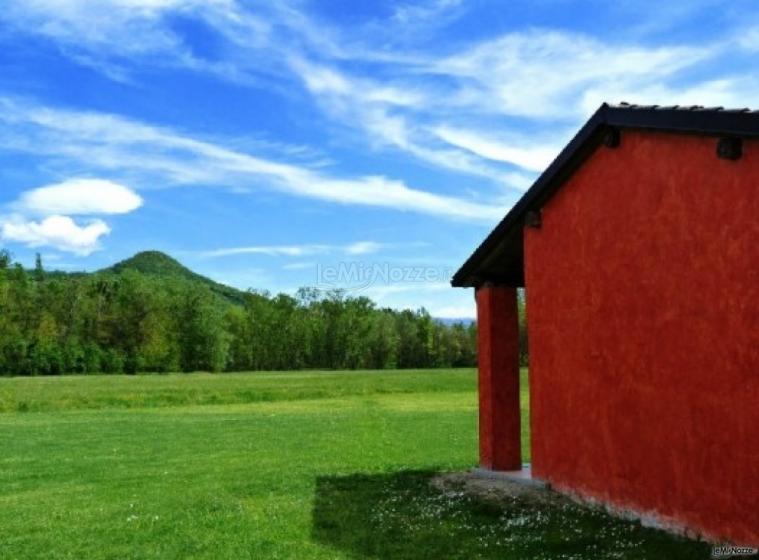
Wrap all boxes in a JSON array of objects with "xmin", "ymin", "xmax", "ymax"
[{"xmin": 524, "ymin": 130, "xmax": 759, "ymax": 545}]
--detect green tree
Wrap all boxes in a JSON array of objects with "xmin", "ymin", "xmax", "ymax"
[
  {"xmin": 0, "ymin": 251, "xmax": 479, "ymax": 376},
  {"xmin": 177, "ymin": 284, "xmax": 229, "ymax": 372},
  {"xmin": 34, "ymin": 253, "xmax": 44, "ymax": 282}
]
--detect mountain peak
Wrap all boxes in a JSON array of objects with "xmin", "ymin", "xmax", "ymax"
[
  {"xmin": 109, "ymin": 251, "xmax": 190, "ymax": 277},
  {"xmin": 103, "ymin": 251, "xmax": 246, "ymax": 305}
]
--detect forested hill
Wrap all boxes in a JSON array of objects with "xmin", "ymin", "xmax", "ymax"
[
  {"xmin": 0, "ymin": 249, "xmax": 480, "ymax": 376},
  {"xmin": 104, "ymin": 251, "xmax": 202, "ymax": 277},
  {"xmin": 102, "ymin": 251, "xmax": 247, "ymax": 305}
]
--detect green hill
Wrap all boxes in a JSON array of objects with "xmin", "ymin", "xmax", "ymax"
[
  {"xmin": 103, "ymin": 251, "xmax": 247, "ymax": 305},
  {"xmin": 106, "ymin": 251, "xmax": 193, "ymax": 277}
]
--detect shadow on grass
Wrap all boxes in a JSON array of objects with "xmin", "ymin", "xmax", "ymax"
[{"xmin": 312, "ymin": 471, "xmax": 710, "ymax": 560}]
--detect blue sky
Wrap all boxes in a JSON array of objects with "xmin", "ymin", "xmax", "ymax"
[{"xmin": 1, "ymin": 0, "xmax": 758, "ymax": 318}]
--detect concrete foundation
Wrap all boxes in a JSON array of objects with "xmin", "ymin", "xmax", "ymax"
[{"xmin": 471, "ymin": 464, "xmax": 547, "ymax": 489}]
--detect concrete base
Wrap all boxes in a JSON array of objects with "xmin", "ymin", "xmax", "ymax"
[{"xmin": 471, "ymin": 464, "xmax": 548, "ymax": 489}]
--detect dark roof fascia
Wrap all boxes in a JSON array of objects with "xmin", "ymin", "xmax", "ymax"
[
  {"xmin": 605, "ymin": 104, "xmax": 759, "ymax": 138},
  {"xmin": 451, "ymin": 103, "xmax": 759, "ymax": 288},
  {"xmin": 451, "ymin": 104, "xmax": 608, "ymax": 288}
]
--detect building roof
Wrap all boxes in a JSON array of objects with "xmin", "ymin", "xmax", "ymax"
[{"xmin": 451, "ymin": 102, "xmax": 759, "ymax": 288}]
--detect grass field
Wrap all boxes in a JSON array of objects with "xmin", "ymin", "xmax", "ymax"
[{"xmin": 0, "ymin": 369, "xmax": 708, "ymax": 559}]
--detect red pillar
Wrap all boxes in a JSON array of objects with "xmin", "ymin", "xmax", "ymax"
[{"xmin": 476, "ymin": 285, "xmax": 522, "ymax": 471}]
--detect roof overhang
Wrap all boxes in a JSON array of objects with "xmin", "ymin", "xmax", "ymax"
[{"xmin": 451, "ymin": 102, "xmax": 759, "ymax": 288}]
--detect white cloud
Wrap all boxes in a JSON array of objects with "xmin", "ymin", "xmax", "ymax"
[
  {"xmin": 739, "ymin": 31, "xmax": 759, "ymax": 52},
  {"xmin": 345, "ymin": 241, "xmax": 383, "ymax": 255},
  {"xmin": 198, "ymin": 241, "xmax": 387, "ymax": 259},
  {"xmin": 200, "ymin": 245, "xmax": 327, "ymax": 258},
  {"xmin": 283, "ymin": 261, "xmax": 316, "ymax": 270},
  {"xmin": 15, "ymin": 178, "xmax": 143, "ymax": 216},
  {"xmin": 432, "ymin": 126, "xmax": 563, "ymax": 172},
  {"xmin": 427, "ymin": 303, "xmax": 475, "ymax": 320},
  {"xmin": 1, "ymin": 1, "xmax": 748, "ymax": 127},
  {"xmin": 0, "ymin": 0, "xmax": 225, "ymax": 49},
  {"xmin": 0, "ymin": 98, "xmax": 505, "ymax": 222},
  {"xmin": 3, "ymin": 2, "xmax": 745, "ymax": 190},
  {"xmin": 430, "ymin": 29, "xmax": 720, "ymax": 119},
  {"xmin": 2, "ymin": 0, "xmax": 183, "ymax": 55},
  {"xmin": 391, "ymin": 0, "xmax": 464, "ymax": 26},
  {"xmin": 2, "ymin": 176, "xmax": 143, "ymax": 255},
  {"xmin": 290, "ymin": 58, "xmax": 425, "ymax": 108},
  {"xmin": 290, "ymin": 58, "xmax": 534, "ymax": 188},
  {"xmin": 359, "ymin": 106, "xmax": 535, "ymax": 188},
  {"xmin": 0, "ymin": 215, "xmax": 111, "ymax": 256},
  {"xmin": 0, "ymin": 0, "xmax": 273, "ymax": 85}
]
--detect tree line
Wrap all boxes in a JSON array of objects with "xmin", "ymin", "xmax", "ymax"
[{"xmin": 0, "ymin": 251, "xmax": 483, "ymax": 375}]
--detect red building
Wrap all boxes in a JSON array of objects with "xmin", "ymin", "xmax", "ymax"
[{"xmin": 452, "ymin": 103, "xmax": 758, "ymax": 546}]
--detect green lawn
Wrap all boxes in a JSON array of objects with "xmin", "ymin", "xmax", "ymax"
[{"xmin": 0, "ymin": 369, "xmax": 708, "ymax": 559}]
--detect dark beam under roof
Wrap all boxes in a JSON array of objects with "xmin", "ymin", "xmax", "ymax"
[{"xmin": 451, "ymin": 102, "xmax": 759, "ymax": 288}]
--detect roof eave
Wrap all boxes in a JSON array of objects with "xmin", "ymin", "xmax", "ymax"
[
  {"xmin": 451, "ymin": 104, "xmax": 611, "ymax": 288},
  {"xmin": 451, "ymin": 102, "xmax": 759, "ymax": 289}
]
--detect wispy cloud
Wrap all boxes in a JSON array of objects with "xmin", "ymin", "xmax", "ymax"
[
  {"xmin": 0, "ymin": 0, "xmax": 272, "ymax": 84},
  {"xmin": 0, "ymin": 97, "xmax": 506, "ymax": 222},
  {"xmin": 282, "ymin": 261, "xmax": 316, "ymax": 270},
  {"xmin": 431, "ymin": 126, "xmax": 565, "ymax": 172},
  {"xmin": 345, "ymin": 241, "xmax": 384, "ymax": 255},
  {"xmin": 199, "ymin": 245, "xmax": 330, "ymax": 258},
  {"xmin": 391, "ymin": 0, "xmax": 465, "ymax": 27},
  {"xmin": 289, "ymin": 57, "xmax": 535, "ymax": 189},
  {"xmin": 428, "ymin": 28, "xmax": 722, "ymax": 119},
  {"xmin": 197, "ymin": 241, "xmax": 390, "ymax": 259},
  {"xmin": 3, "ymin": 1, "xmax": 755, "ymax": 188}
]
